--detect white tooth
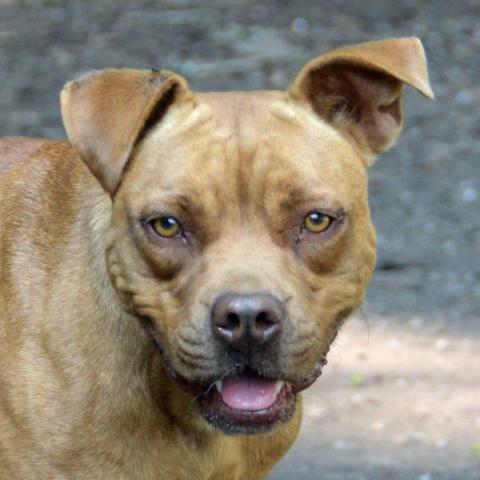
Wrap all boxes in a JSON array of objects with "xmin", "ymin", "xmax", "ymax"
[
  {"xmin": 215, "ymin": 380, "xmax": 223, "ymax": 393},
  {"xmin": 275, "ymin": 380, "xmax": 284, "ymax": 395}
]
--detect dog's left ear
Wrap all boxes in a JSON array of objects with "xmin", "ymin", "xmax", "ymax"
[
  {"xmin": 289, "ymin": 37, "xmax": 434, "ymax": 160},
  {"xmin": 61, "ymin": 68, "xmax": 191, "ymax": 194}
]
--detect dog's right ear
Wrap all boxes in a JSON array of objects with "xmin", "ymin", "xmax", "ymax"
[{"xmin": 61, "ymin": 69, "xmax": 191, "ymax": 194}]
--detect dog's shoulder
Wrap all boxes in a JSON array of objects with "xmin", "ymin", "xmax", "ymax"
[
  {"xmin": 0, "ymin": 137, "xmax": 108, "ymax": 259},
  {"xmin": 0, "ymin": 137, "xmax": 101, "ymax": 202},
  {"xmin": 0, "ymin": 138, "xmax": 68, "ymax": 178}
]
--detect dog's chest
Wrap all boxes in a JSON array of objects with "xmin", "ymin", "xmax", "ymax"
[{"xmin": 125, "ymin": 433, "xmax": 245, "ymax": 480}]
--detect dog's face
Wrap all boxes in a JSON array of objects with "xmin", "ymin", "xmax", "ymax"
[
  {"xmin": 61, "ymin": 38, "xmax": 432, "ymax": 435},
  {"xmin": 110, "ymin": 91, "xmax": 376, "ymax": 432}
]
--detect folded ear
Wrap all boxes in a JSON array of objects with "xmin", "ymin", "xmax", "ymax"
[
  {"xmin": 289, "ymin": 37, "xmax": 434, "ymax": 160},
  {"xmin": 61, "ymin": 68, "xmax": 191, "ymax": 194}
]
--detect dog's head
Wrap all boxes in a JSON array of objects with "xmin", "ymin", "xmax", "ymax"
[{"xmin": 61, "ymin": 38, "xmax": 432, "ymax": 435}]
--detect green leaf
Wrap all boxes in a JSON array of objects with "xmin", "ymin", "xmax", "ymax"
[{"xmin": 350, "ymin": 371, "xmax": 365, "ymax": 387}]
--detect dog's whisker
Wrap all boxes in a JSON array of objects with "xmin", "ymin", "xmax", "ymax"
[
  {"xmin": 177, "ymin": 355, "xmax": 214, "ymax": 372},
  {"xmin": 190, "ymin": 365, "xmax": 239, "ymax": 405}
]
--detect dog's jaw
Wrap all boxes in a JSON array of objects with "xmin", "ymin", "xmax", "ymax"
[{"xmin": 146, "ymin": 322, "xmax": 327, "ymax": 435}]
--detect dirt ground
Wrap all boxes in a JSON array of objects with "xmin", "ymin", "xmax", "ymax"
[{"xmin": 0, "ymin": 1, "xmax": 479, "ymax": 479}]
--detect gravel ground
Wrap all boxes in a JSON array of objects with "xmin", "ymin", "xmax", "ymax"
[{"xmin": 0, "ymin": 1, "xmax": 479, "ymax": 479}]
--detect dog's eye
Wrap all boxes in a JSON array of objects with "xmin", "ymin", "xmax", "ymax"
[
  {"xmin": 150, "ymin": 216, "xmax": 182, "ymax": 238},
  {"xmin": 303, "ymin": 212, "xmax": 332, "ymax": 233}
]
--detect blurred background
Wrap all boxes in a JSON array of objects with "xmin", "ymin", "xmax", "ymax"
[{"xmin": 0, "ymin": 0, "xmax": 479, "ymax": 478}]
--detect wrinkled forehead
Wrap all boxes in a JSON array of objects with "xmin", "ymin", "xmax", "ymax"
[{"xmin": 123, "ymin": 91, "xmax": 368, "ymax": 212}]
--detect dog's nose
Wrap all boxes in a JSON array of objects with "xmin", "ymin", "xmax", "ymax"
[{"xmin": 211, "ymin": 293, "xmax": 284, "ymax": 349}]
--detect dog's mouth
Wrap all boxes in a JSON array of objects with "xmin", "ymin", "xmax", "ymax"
[
  {"xmin": 165, "ymin": 360, "xmax": 327, "ymax": 435},
  {"xmin": 144, "ymin": 320, "xmax": 327, "ymax": 434}
]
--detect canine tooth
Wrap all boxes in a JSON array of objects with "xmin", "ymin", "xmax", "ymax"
[
  {"xmin": 275, "ymin": 380, "xmax": 284, "ymax": 395},
  {"xmin": 215, "ymin": 380, "xmax": 223, "ymax": 393}
]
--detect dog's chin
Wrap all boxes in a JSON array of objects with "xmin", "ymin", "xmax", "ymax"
[{"xmin": 163, "ymin": 359, "xmax": 327, "ymax": 435}]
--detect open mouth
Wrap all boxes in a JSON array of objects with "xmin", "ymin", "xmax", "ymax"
[
  {"xmin": 145, "ymin": 321, "xmax": 327, "ymax": 434},
  {"xmin": 198, "ymin": 372, "xmax": 296, "ymax": 434},
  {"xmin": 165, "ymin": 360, "xmax": 327, "ymax": 435}
]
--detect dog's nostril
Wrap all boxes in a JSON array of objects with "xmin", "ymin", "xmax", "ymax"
[
  {"xmin": 225, "ymin": 312, "xmax": 240, "ymax": 330},
  {"xmin": 255, "ymin": 311, "xmax": 275, "ymax": 328}
]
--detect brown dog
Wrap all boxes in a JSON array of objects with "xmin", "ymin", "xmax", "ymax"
[{"xmin": 0, "ymin": 37, "xmax": 432, "ymax": 479}]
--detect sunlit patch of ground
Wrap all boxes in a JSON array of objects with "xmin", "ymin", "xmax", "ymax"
[{"xmin": 271, "ymin": 313, "xmax": 480, "ymax": 480}]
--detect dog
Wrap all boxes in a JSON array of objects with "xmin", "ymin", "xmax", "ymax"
[{"xmin": 0, "ymin": 37, "xmax": 432, "ymax": 479}]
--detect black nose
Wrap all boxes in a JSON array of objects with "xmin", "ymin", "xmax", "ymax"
[{"xmin": 211, "ymin": 293, "xmax": 284, "ymax": 349}]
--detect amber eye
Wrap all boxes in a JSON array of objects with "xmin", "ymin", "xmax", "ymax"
[
  {"xmin": 303, "ymin": 212, "xmax": 332, "ymax": 233},
  {"xmin": 150, "ymin": 216, "xmax": 181, "ymax": 238}
]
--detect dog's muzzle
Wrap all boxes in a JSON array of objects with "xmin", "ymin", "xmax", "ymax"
[{"xmin": 145, "ymin": 292, "xmax": 328, "ymax": 435}]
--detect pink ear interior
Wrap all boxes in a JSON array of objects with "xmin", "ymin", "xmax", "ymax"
[{"xmin": 305, "ymin": 64, "xmax": 404, "ymax": 153}]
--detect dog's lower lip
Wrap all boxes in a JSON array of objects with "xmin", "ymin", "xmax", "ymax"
[{"xmin": 198, "ymin": 378, "xmax": 296, "ymax": 434}]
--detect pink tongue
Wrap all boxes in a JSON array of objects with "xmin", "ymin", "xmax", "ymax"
[{"xmin": 221, "ymin": 376, "xmax": 278, "ymax": 411}]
